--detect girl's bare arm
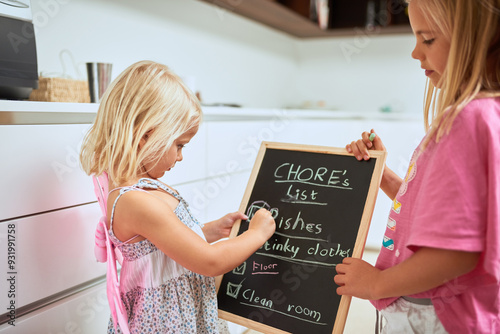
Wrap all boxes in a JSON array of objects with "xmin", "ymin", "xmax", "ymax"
[
  {"xmin": 335, "ymin": 247, "xmax": 480, "ymax": 300},
  {"xmin": 115, "ymin": 192, "xmax": 275, "ymax": 277}
]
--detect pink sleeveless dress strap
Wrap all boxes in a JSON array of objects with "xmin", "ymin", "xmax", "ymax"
[{"xmin": 92, "ymin": 173, "xmax": 131, "ymax": 334}]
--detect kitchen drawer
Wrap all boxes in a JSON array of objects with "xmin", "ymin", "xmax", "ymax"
[
  {"xmin": 0, "ymin": 124, "xmax": 95, "ymax": 221},
  {"xmin": 0, "ymin": 203, "xmax": 105, "ymax": 309},
  {"xmin": 0, "ymin": 280, "xmax": 109, "ymax": 333}
]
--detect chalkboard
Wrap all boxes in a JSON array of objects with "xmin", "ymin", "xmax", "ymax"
[{"xmin": 216, "ymin": 142, "xmax": 386, "ymax": 334}]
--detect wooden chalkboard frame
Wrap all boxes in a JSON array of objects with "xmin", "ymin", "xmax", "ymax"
[{"xmin": 216, "ymin": 141, "xmax": 387, "ymax": 334}]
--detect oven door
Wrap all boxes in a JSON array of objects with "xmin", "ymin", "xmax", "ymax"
[{"xmin": 0, "ymin": 9, "xmax": 38, "ymax": 99}]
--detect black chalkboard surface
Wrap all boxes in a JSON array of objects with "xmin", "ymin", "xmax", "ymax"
[{"xmin": 216, "ymin": 142, "xmax": 386, "ymax": 334}]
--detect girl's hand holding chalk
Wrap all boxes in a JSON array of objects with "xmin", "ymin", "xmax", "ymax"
[
  {"xmin": 346, "ymin": 130, "xmax": 385, "ymax": 161},
  {"xmin": 367, "ymin": 132, "xmax": 376, "ymax": 149}
]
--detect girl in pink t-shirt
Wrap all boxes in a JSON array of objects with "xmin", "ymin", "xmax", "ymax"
[{"xmin": 335, "ymin": 0, "xmax": 500, "ymax": 333}]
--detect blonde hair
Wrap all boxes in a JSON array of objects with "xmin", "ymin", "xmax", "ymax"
[
  {"xmin": 413, "ymin": 0, "xmax": 500, "ymax": 148},
  {"xmin": 80, "ymin": 60, "xmax": 202, "ymax": 185}
]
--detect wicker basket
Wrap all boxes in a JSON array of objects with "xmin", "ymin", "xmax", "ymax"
[{"xmin": 29, "ymin": 76, "xmax": 91, "ymax": 103}]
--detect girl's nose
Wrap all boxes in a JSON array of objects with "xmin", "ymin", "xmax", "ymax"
[{"xmin": 411, "ymin": 44, "xmax": 422, "ymax": 60}]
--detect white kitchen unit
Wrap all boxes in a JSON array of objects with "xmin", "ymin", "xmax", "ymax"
[
  {"xmin": 0, "ymin": 123, "xmax": 96, "ymax": 220},
  {"xmin": 0, "ymin": 101, "xmax": 424, "ymax": 333},
  {"xmin": 0, "ymin": 101, "xmax": 108, "ymax": 333}
]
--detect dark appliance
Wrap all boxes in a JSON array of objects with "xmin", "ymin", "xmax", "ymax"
[{"xmin": 0, "ymin": 0, "xmax": 38, "ymax": 100}]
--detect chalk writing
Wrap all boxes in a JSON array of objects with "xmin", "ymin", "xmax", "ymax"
[
  {"xmin": 232, "ymin": 262, "xmax": 246, "ymax": 275},
  {"xmin": 274, "ymin": 163, "xmax": 352, "ymax": 208},
  {"xmin": 226, "ymin": 279, "xmax": 245, "ymax": 299},
  {"xmin": 240, "ymin": 301, "xmax": 329, "ymax": 326},
  {"xmin": 243, "ymin": 288, "xmax": 274, "ymax": 308},
  {"xmin": 232, "ymin": 281, "xmax": 329, "ymax": 326},
  {"xmin": 246, "ymin": 200, "xmax": 279, "ymax": 219},
  {"xmin": 274, "ymin": 163, "xmax": 351, "ymax": 189},
  {"xmin": 252, "ymin": 261, "xmax": 279, "ymax": 275},
  {"xmin": 282, "ymin": 184, "xmax": 325, "ymax": 205},
  {"xmin": 275, "ymin": 211, "xmax": 323, "ymax": 235},
  {"xmin": 261, "ymin": 237, "xmax": 300, "ymax": 258},
  {"xmin": 287, "ymin": 303, "xmax": 322, "ymax": 323}
]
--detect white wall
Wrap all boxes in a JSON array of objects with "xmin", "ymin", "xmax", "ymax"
[
  {"xmin": 295, "ymin": 34, "xmax": 427, "ymax": 113},
  {"xmin": 31, "ymin": 0, "xmax": 298, "ymax": 108},
  {"xmin": 31, "ymin": 0, "xmax": 427, "ymax": 113}
]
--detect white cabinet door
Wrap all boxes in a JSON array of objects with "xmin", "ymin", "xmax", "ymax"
[
  {"xmin": 202, "ymin": 171, "xmax": 251, "ymax": 223},
  {"xmin": 0, "ymin": 281, "xmax": 109, "ymax": 333},
  {"xmin": 174, "ymin": 172, "xmax": 251, "ymax": 229},
  {"xmin": 206, "ymin": 119, "xmax": 298, "ymax": 176},
  {"xmin": 0, "ymin": 124, "xmax": 95, "ymax": 221},
  {"xmin": 0, "ymin": 203, "xmax": 105, "ymax": 309},
  {"xmin": 160, "ymin": 123, "xmax": 208, "ymax": 186}
]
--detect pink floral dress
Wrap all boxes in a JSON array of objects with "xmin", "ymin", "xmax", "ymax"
[{"xmin": 106, "ymin": 178, "xmax": 228, "ymax": 334}]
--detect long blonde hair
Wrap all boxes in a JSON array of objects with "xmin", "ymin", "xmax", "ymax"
[
  {"xmin": 415, "ymin": 0, "xmax": 500, "ymax": 148},
  {"xmin": 80, "ymin": 60, "xmax": 201, "ymax": 185}
]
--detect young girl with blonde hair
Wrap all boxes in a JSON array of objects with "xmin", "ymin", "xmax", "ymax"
[
  {"xmin": 336, "ymin": 0, "xmax": 500, "ymax": 332},
  {"xmin": 80, "ymin": 60, "xmax": 275, "ymax": 333}
]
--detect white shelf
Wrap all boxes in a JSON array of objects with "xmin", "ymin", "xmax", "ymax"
[
  {"xmin": 0, "ymin": 100, "xmax": 421, "ymax": 124},
  {"xmin": 0, "ymin": 100, "xmax": 99, "ymax": 113}
]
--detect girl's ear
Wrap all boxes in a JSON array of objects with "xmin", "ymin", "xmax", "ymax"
[
  {"xmin": 139, "ymin": 136, "xmax": 147, "ymax": 150},
  {"xmin": 139, "ymin": 129, "xmax": 154, "ymax": 149}
]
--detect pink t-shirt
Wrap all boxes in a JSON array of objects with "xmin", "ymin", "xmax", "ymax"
[{"xmin": 371, "ymin": 97, "xmax": 500, "ymax": 333}]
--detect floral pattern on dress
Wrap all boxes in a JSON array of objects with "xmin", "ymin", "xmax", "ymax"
[{"xmin": 106, "ymin": 179, "xmax": 226, "ymax": 334}]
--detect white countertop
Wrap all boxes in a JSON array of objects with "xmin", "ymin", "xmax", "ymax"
[{"xmin": 0, "ymin": 100, "xmax": 421, "ymax": 124}]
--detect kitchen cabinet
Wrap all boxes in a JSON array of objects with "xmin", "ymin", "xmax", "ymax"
[
  {"xmin": 0, "ymin": 103, "xmax": 106, "ymax": 331},
  {"xmin": 0, "ymin": 282, "xmax": 109, "ymax": 334},
  {"xmin": 0, "ymin": 204, "xmax": 105, "ymax": 309},
  {"xmin": 0, "ymin": 123, "xmax": 95, "ymax": 221},
  {"xmin": 198, "ymin": 0, "xmax": 412, "ymax": 38}
]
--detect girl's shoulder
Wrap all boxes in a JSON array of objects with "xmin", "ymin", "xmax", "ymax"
[
  {"xmin": 107, "ymin": 184, "xmax": 183, "ymax": 240},
  {"xmin": 107, "ymin": 187, "xmax": 155, "ymax": 221},
  {"xmin": 446, "ymin": 97, "xmax": 500, "ymax": 154},
  {"xmin": 456, "ymin": 96, "xmax": 500, "ymax": 130},
  {"xmin": 107, "ymin": 183, "xmax": 178, "ymax": 222},
  {"xmin": 463, "ymin": 96, "xmax": 500, "ymax": 115},
  {"xmin": 116, "ymin": 185, "xmax": 177, "ymax": 208}
]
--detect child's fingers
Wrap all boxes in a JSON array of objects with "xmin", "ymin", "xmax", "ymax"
[
  {"xmin": 335, "ymin": 258, "xmax": 354, "ymax": 274},
  {"xmin": 335, "ymin": 273, "xmax": 353, "ymax": 296},
  {"xmin": 226, "ymin": 212, "xmax": 248, "ymax": 222},
  {"xmin": 354, "ymin": 139, "xmax": 371, "ymax": 161},
  {"xmin": 349, "ymin": 140, "xmax": 363, "ymax": 160},
  {"xmin": 347, "ymin": 130, "xmax": 378, "ymax": 160},
  {"xmin": 334, "ymin": 273, "xmax": 345, "ymax": 286},
  {"xmin": 362, "ymin": 131, "xmax": 374, "ymax": 148},
  {"xmin": 368, "ymin": 129, "xmax": 387, "ymax": 152},
  {"xmin": 336, "ymin": 285, "xmax": 354, "ymax": 296},
  {"xmin": 234, "ymin": 211, "xmax": 249, "ymax": 220}
]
